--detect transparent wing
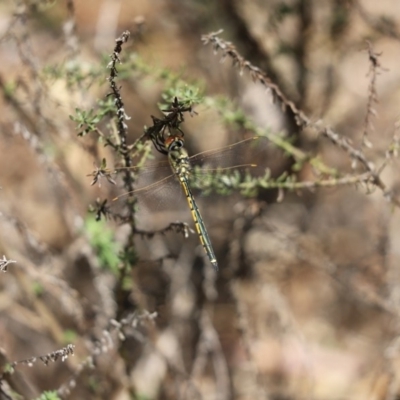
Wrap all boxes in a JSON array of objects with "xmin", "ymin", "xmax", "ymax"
[
  {"xmin": 116, "ymin": 136, "xmax": 268, "ymax": 191},
  {"xmin": 113, "ymin": 136, "xmax": 269, "ymax": 218}
]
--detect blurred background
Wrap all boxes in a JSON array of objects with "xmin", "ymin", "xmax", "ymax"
[{"xmin": 1, "ymin": 0, "xmax": 400, "ymax": 399}]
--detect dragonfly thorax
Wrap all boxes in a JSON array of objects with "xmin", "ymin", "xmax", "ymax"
[{"xmin": 167, "ymin": 137, "xmax": 191, "ymax": 180}]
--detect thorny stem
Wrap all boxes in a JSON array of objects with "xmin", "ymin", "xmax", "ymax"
[
  {"xmin": 362, "ymin": 41, "xmax": 386, "ymax": 148},
  {"xmin": 201, "ymin": 30, "xmax": 311, "ymax": 127},
  {"xmin": 202, "ymin": 31, "xmax": 397, "ymax": 207},
  {"xmin": 321, "ymin": 126, "xmax": 395, "ymax": 203},
  {"xmin": 105, "ymin": 33, "xmax": 197, "ymax": 317},
  {"xmin": 133, "ymin": 222, "xmax": 193, "ymax": 240},
  {"xmin": 106, "ymin": 30, "xmax": 137, "ymax": 316}
]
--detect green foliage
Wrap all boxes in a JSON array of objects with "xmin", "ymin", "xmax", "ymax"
[
  {"xmin": 42, "ymin": 60, "xmax": 106, "ymax": 88},
  {"xmin": 118, "ymin": 246, "xmax": 138, "ymax": 269},
  {"xmin": 190, "ymin": 166, "xmax": 256, "ymax": 196},
  {"xmin": 206, "ymin": 95, "xmax": 339, "ymax": 178},
  {"xmin": 160, "ymin": 81, "xmax": 204, "ymax": 110},
  {"xmin": 32, "ymin": 281, "xmax": 44, "ymax": 297},
  {"xmin": 3, "ymin": 362, "xmax": 14, "ymax": 374},
  {"xmin": 70, "ymin": 108, "xmax": 102, "ymax": 137},
  {"xmin": 70, "ymin": 97, "xmax": 117, "ymax": 137},
  {"xmin": 2, "ymin": 80, "xmax": 17, "ymax": 98},
  {"xmin": 117, "ymin": 52, "xmax": 205, "ymax": 111},
  {"xmin": 62, "ymin": 329, "xmax": 77, "ymax": 345},
  {"xmin": 84, "ymin": 215, "xmax": 121, "ymax": 274},
  {"xmin": 34, "ymin": 392, "xmax": 61, "ymax": 400}
]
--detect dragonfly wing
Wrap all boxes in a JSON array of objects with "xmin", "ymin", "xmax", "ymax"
[{"xmin": 188, "ymin": 136, "xmax": 270, "ymax": 169}]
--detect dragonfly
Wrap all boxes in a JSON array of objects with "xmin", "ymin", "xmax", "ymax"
[
  {"xmin": 113, "ymin": 134, "xmax": 267, "ymax": 271},
  {"xmin": 164, "ymin": 134, "xmax": 219, "ymax": 270}
]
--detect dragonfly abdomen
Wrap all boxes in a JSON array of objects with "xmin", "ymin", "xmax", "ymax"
[{"xmin": 178, "ymin": 175, "xmax": 219, "ymax": 271}]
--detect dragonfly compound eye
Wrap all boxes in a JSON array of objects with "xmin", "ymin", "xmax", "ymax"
[{"xmin": 168, "ymin": 139, "xmax": 184, "ymax": 152}]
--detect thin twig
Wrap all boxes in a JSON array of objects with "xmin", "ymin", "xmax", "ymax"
[
  {"xmin": 202, "ymin": 31, "xmax": 398, "ymax": 206},
  {"xmin": 362, "ymin": 41, "xmax": 387, "ymax": 148}
]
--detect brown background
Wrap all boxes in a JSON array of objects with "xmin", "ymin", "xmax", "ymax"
[{"xmin": 1, "ymin": 1, "xmax": 400, "ymax": 399}]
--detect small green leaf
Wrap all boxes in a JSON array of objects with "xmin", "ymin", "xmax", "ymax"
[
  {"xmin": 84, "ymin": 215, "xmax": 121, "ymax": 274},
  {"xmin": 34, "ymin": 391, "xmax": 61, "ymax": 400}
]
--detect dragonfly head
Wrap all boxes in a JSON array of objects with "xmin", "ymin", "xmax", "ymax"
[
  {"xmin": 165, "ymin": 135, "xmax": 183, "ymax": 149},
  {"xmin": 150, "ymin": 125, "xmax": 186, "ymax": 155}
]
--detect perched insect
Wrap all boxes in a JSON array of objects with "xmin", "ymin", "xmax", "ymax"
[
  {"xmin": 113, "ymin": 135, "xmax": 267, "ymax": 271},
  {"xmin": 165, "ymin": 135, "xmax": 219, "ymax": 270}
]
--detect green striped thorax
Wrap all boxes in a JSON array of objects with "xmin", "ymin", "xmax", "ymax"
[{"xmin": 165, "ymin": 136, "xmax": 191, "ymax": 180}]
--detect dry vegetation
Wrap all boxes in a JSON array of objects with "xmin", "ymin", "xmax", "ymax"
[{"xmin": 1, "ymin": 1, "xmax": 400, "ymax": 399}]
